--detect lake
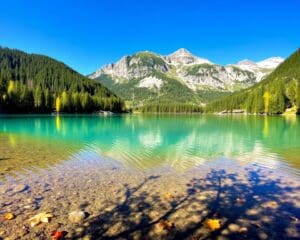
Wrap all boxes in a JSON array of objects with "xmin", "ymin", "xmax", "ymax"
[{"xmin": 0, "ymin": 114, "xmax": 299, "ymax": 239}]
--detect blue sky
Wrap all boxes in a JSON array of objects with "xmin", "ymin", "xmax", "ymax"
[{"xmin": 0, "ymin": 0, "xmax": 299, "ymax": 75}]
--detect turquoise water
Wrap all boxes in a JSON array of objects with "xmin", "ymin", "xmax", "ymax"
[
  {"xmin": 1, "ymin": 114, "xmax": 300, "ymax": 239},
  {"xmin": 0, "ymin": 114, "xmax": 299, "ymax": 176}
]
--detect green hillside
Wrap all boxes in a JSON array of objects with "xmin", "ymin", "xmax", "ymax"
[
  {"xmin": 97, "ymin": 71, "xmax": 204, "ymax": 113},
  {"xmin": 206, "ymin": 49, "xmax": 300, "ymax": 114},
  {"xmin": 0, "ymin": 48, "xmax": 124, "ymax": 113}
]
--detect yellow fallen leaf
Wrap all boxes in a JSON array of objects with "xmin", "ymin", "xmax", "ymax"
[
  {"xmin": 29, "ymin": 212, "xmax": 53, "ymax": 227},
  {"xmin": 4, "ymin": 213, "xmax": 15, "ymax": 220},
  {"xmin": 30, "ymin": 217, "xmax": 40, "ymax": 227},
  {"xmin": 205, "ymin": 218, "xmax": 221, "ymax": 231}
]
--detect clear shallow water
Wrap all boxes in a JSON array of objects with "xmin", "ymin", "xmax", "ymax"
[
  {"xmin": 1, "ymin": 114, "xmax": 300, "ymax": 239},
  {"xmin": 0, "ymin": 114, "xmax": 299, "ymax": 177}
]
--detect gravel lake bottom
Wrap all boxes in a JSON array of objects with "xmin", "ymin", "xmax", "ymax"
[{"xmin": 1, "ymin": 155, "xmax": 299, "ymax": 240}]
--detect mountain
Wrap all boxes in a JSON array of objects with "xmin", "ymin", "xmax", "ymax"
[
  {"xmin": 90, "ymin": 49, "xmax": 283, "ymax": 107},
  {"xmin": 0, "ymin": 47, "xmax": 124, "ymax": 113},
  {"xmin": 206, "ymin": 49, "xmax": 300, "ymax": 114},
  {"xmin": 231, "ymin": 57, "xmax": 284, "ymax": 81}
]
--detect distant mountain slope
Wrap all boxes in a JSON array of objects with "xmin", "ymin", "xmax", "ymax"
[
  {"xmin": 90, "ymin": 48, "xmax": 283, "ymax": 106},
  {"xmin": 206, "ymin": 49, "xmax": 300, "ymax": 114},
  {"xmin": 0, "ymin": 47, "xmax": 124, "ymax": 113},
  {"xmin": 231, "ymin": 57, "xmax": 284, "ymax": 82}
]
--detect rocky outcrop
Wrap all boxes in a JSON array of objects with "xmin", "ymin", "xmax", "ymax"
[
  {"xmin": 90, "ymin": 52, "xmax": 169, "ymax": 81},
  {"xmin": 176, "ymin": 64, "xmax": 256, "ymax": 90}
]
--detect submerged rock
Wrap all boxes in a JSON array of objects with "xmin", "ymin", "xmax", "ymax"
[
  {"xmin": 228, "ymin": 223, "xmax": 240, "ymax": 232},
  {"xmin": 258, "ymin": 231, "xmax": 268, "ymax": 240},
  {"xmin": 68, "ymin": 211, "xmax": 86, "ymax": 223},
  {"xmin": 12, "ymin": 184, "xmax": 29, "ymax": 193}
]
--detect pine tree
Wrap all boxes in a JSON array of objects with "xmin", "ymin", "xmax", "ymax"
[{"xmin": 34, "ymin": 85, "xmax": 45, "ymax": 111}]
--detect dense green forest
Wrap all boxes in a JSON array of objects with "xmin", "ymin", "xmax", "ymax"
[
  {"xmin": 206, "ymin": 49, "xmax": 300, "ymax": 114},
  {"xmin": 0, "ymin": 48, "xmax": 124, "ymax": 113},
  {"xmin": 137, "ymin": 102, "xmax": 203, "ymax": 113}
]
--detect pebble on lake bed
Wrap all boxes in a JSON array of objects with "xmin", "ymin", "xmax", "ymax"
[
  {"xmin": 12, "ymin": 184, "xmax": 29, "ymax": 193},
  {"xmin": 239, "ymin": 227, "xmax": 248, "ymax": 233},
  {"xmin": 68, "ymin": 211, "xmax": 86, "ymax": 223},
  {"xmin": 228, "ymin": 223, "xmax": 240, "ymax": 232},
  {"xmin": 261, "ymin": 201, "xmax": 278, "ymax": 209}
]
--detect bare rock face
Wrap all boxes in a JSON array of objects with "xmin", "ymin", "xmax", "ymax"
[
  {"xmin": 176, "ymin": 64, "xmax": 256, "ymax": 91},
  {"xmin": 91, "ymin": 52, "xmax": 169, "ymax": 81}
]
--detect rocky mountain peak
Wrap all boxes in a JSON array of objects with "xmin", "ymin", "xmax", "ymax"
[
  {"xmin": 166, "ymin": 48, "xmax": 212, "ymax": 65},
  {"xmin": 171, "ymin": 48, "xmax": 192, "ymax": 56}
]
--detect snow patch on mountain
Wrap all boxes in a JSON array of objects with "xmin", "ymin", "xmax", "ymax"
[{"xmin": 257, "ymin": 57, "xmax": 284, "ymax": 69}]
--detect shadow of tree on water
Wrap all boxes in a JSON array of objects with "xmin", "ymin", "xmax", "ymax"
[{"xmin": 73, "ymin": 169, "xmax": 300, "ymax": 240}]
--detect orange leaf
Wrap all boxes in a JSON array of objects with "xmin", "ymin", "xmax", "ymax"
[
  {"xmin": 51, "ymin": 231, "xmax": 65, "ymax": 240},
  {"xmin": 205, "ymin": 219, "xmax": 221, "ymax": 231},
  {"xmin": 4, "ymin": 213, "xmax": 15, "ymax": 220}
]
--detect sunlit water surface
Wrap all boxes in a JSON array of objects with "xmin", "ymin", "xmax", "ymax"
[{"xmin": 0, "ymin": 114, "xmax": 300, "ymax": 176}]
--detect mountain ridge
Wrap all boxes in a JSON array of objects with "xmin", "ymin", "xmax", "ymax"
[
  {"xmin": 90, "ymin": 48, "xmax": 284, "ymax": 81},
  {"xmin": 89, "ymin": 49, "xmax": 283, "ymax": 106}
]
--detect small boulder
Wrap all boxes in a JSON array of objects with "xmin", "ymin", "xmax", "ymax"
[{"xmin": 68, "ymin": 211, "xmax": 86, "ymax": 224}]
